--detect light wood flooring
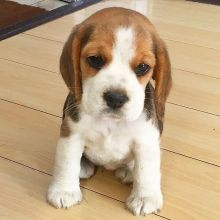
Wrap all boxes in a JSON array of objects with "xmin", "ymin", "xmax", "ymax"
[{"xmin": 0, "ymin": 0, "xmax": 220, "ymax": 219}]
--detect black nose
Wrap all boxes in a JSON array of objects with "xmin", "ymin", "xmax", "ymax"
[{"xmin": 103, "ymin": 90, "xmax": 128, "ymax": 109}]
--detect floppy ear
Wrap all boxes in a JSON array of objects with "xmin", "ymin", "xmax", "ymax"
[
  {"xmin": 60, "ymin": 25, "xmax": 82, "ymax": 103},
  {"xmin": 152, "ymin": 35, "xmax": 172, "ymax": 133}
]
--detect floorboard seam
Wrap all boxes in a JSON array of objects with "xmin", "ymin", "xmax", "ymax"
[
  {"xmin": 168, "ymin": 102, "xmax": 220, "ymax": 117},
  {"xmin": 0, "ymin": 98, "xmax": 62, "ymax": 118},
  {"xmin": 0, "ymin": 155, "xmax": 171, "ymax": 220},
  {"xmin": 162, "ymin": 37, "xmax": 220, "ymax": 51},
  {"xmin": 162, "ymin": 148, "xmax": 220, "ymax": 168},
  {"xmin": 0, "ymin": 58, "xmax": 59, "ymax": 74},
  {"xmin": 23, "ymin": 33, "xmax": 64, "ymax": 43}
]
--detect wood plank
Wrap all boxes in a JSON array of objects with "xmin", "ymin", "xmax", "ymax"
[
  {"xmin": 0, "ymin": 100, "xmax": 219, "ymax": 220},
  {"xmin": 1, "ymin": 30, "xmax": 220, "ymax": 79},
  {"xmin": 165, "ymin": 40, "xmax": 220, "ymax": 78},
  {"xmin": 153, "ymin": 19, "xmax": 220, "ymax": 50},
  {"xmin": 168, "ymin": 69, "xmax": 220, "ymax": 115},
  {"xmin": 162, "ymin": 104, "xmax": 220, "ymax": 165},
  {"xmin": 0, "ymin": 34, "xmax": 62, "ymax": 73},
  {"xmin": 0, "ymin": 158, "xmax": 162, "ymax": 220},
  {"xmin": 0, "ymin": 59, "xmax": 67, "ymax": 116},
  {"xmin": 149, "ymin": 0, "xmax": 220, "ymax": 33},
  {"xmin": 25, "ymin": 14, "xmax": 72, "ymax": 42}
]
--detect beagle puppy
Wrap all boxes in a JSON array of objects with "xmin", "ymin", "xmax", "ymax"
[{"xmin": 47, "ymin": 7, "xmax": 172, "ymax": 216}]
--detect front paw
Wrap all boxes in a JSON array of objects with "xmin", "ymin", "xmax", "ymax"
[
  {"xmin": 126, "ymin": 191, "xmax": 163, "ymax": 216},
  {"xmin": 47, "ymin": 185, "xmax": 82, "ymax": 209}
]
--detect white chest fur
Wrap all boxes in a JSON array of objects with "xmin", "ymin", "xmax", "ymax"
[
  {"xmin": 68, "ymin": 112, "xmax": 158, "ymax": 170},
  {"xmin": 84, "ymin": 120, "xmax": 133, "ymax": 169}
]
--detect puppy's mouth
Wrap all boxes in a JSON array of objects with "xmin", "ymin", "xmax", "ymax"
[{"xmin": 101, "ymin": 108, "xmax": 124, "ymax": 120}]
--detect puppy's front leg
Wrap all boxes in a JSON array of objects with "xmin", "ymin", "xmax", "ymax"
[
  {"xmin": 126, "ymin": 126, "xmax": 163, "ymax": 216},
  {"xmin": 47, "ymin": 134, "xmax": 84, "ymax": 209}
]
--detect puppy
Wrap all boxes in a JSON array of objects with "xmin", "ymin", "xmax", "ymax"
[{"xmin": 47, "ymin": 7, "xmax": 172, "ymax": 216}]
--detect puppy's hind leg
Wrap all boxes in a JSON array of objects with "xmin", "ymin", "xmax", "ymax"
[
  {"xmin": 115, "ymin": 160, "xmax": 134, "ymax": 184},
  {"xmin": 80, "ymin": 156, "xmax": 95, "ymax": 179}
]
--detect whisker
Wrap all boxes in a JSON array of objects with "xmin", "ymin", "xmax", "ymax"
[{"xmin": 64, "ymin": 102, "xmax": 80, "ymax": 113}]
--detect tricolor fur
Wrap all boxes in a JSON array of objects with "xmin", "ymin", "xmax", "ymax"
[{"xmin": 47, "ymin": 7, "xmax": 172, "ymax": 216}]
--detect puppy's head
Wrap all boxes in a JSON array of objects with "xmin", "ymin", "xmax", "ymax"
[{"xmin": 61, "ymin": 7, "xmax": 171, "ymax": 124}]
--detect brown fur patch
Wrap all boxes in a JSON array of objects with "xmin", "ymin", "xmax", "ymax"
[
  {"xmin": 80, "ymin": 35, "xmax": 114, "ymax": 79},
  {"xmin": 60, "ymin": 27, "xmax": 82, "ymax": 103},
  {"xmin": 131, "ymin": 35, "xmax": 155, "ymax": 87},
  {"xmin": 152, "ymin": 35, "xmax": 172, "ymax": 129},
  {"xmin": 60, "ymin": 24, "xmax": 96, "ymax": 104}
]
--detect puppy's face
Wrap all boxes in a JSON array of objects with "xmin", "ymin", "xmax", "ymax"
[
  {"xmin": 81, "ymin": 26, "xmax": 155, "ymax": 121},
  {"xmin": 61, "ymin": 8, "xmax": 171, "ymax": 126}
]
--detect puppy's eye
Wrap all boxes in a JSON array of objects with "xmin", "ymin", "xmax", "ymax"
[
  {"xmin": 87, "ymin": 56, "xmax": 105, "ymax": 69},
  {"xmin": 135, "ymin": 63, "xmax": 150, "ymax": 76}
]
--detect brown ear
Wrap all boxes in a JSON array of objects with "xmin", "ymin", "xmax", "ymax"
[
  {"xmin": 152, "ymin": 35, "xmax": 172, "ymax": 133},
  {"xmin": 60, "ymin": 25, "xmax": 82, "ymax": 103}
]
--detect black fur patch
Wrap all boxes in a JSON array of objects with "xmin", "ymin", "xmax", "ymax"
[
  {"xmin": 63, "ymin": 92, "xmax": 80, "ymax": 122},
  {"xmin": 144, "ymin": 83, "xmax": 163, "ymax": 134}
]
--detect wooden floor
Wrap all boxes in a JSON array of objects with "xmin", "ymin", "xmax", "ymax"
[{"xmin": 0, "ymin": 0, "xmax": 220, "ymax": 219}]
